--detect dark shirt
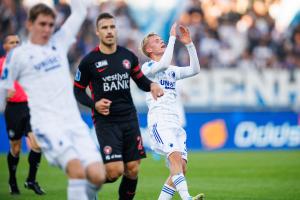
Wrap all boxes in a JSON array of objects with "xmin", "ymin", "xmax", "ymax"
[{"xmin": 74, "ymin": 46, "xmax": 152, "ymax": 122}]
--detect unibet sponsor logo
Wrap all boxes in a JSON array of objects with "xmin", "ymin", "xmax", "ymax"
[
  {"xmin": 103, "ymin": 73, "xmax": 129, "ymax": 92},
  {"xmin": 160, "ymin": 80, "xmax": 175, "ymax": 90},
  {"xmin": 200, "ymin": 119, "xmax": 228, "ymax": 150},
  {"xmin": 234, "ymin": 122, "xmax": 300, "ymax": 148}
]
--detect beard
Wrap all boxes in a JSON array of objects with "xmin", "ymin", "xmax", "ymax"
[{"xmin": 101, "ymin": 38, "xmax": 116, "ymax": 47}]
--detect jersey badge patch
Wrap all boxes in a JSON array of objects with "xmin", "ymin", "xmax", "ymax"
[
  {"xmin": 1, "ymin": 68, "xmax": 8, "ymax": 80},
  {"xmin": 122, "ymin": 59, "xmax": 131, "ymax": 69},
  {"xmin": 75, "ymin": 69, "xmax": 81, "ymax": 81}
]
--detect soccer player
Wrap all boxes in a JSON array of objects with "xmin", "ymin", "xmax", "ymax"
[
  {"xmin": 0, "ymin": 1, "xmax": 106, "ymax": 200},
  {"xmin": 141, "ymin": 23, "xmax": 204, "ymax": 200},
  {"xmin": 0, "ymin": 34, "xmax": 45, "ymax": 195},
  {"xmin": 74, "ymin": 13, "xmax": 164, "ymax": 200}
]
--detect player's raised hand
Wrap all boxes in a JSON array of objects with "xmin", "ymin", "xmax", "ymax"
[
  {"xmin": 170, "ymin": 23, "xmax": 177, "ymax": 37},
  {"xmin": 178, "ymin": 25, "xmax": 192, "ymax": 45},
  {"xmin": 150, "ymin": 83, "xmax": 164, "ymax": 100},
  {"xmin": 95, "ymin": 98, "xmax": 112, "ymax": 116}
]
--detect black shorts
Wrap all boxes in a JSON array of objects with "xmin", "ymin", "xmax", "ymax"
[
  {"xmin": 95, "ymin": 118, "xmax": 146, "ymax": 164},
  {"xmin": 4, "ymin": 102, "xmax": 31, "ymax": 141}
]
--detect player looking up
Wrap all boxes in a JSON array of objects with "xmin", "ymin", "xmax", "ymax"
[{"xmin": 141, "ymin": 23, "xmax": 204, "ymax": 200}]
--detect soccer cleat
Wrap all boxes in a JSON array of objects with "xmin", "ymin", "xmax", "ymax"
[
  {"xmin": 9, "ymin": 181, "xmax": 20, "ymax": 195},
  {"xmin": 24, "ymin": 181, "xmax": 46, "ymax": 195},
  {"xmin": 192, "ymin": 193, "xmax": 205, "ymax": 200}
]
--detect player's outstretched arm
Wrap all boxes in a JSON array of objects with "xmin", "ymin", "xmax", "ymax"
[
  {"xmin": 176, "ymin": 25, "xmax": 200, "ymax": 79},
  {"xmin": 57, "ymin": 0, "xmax": 90, "ymax": 51},
  {"xmin": 62, "ymin": 0, "xmax": 89, "ymax": 32},
  {"xmin": 144, "ymin": 23, "xmax": 177, "ymax": 76}
]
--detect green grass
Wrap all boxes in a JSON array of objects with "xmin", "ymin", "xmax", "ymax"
[{"xmin": 0, "ymin": 151, "xmax": 300, "ymax": 200}]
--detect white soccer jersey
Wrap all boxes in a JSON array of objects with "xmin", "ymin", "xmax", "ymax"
[
  {"xmin": 141, "ymin": 35, "xmax": 200, "ymax": 158},
  {"xmin": 0, "ymin": 0, "xmax": 101, "ymax": 168},
  {"xmin": 141, "ymin": 36, "xmax": 200, "ymax": 126},
  {"xmin": 1, "ymin": 5, "xmax": 84, "ymax": 128}
]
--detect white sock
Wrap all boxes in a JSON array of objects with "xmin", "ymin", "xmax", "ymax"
[
  {"xmin": 158, "ymin": 184, "xmax": 176, "ymax": 200},
  {"xmin": 171, "ymin": 173, "xmax": 191, "ymax": 200},
  {"xmin": 68, "ymin": 179, "xmax": 88, "ymax": 200},
  {"xmin": 85, "ymin": 180, "xmax": 100, "ymax": 200}
]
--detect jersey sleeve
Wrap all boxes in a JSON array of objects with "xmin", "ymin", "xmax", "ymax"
[
  {"xmin": 0, "ymin": 50, "xmax": 21, "ymax": 109},
  {"xmin": 130, "ymin": 53, "xmax": 152, "ymax": 92},
  {"xmin": 74, "ymin": 57, "xmax": 91, "ymax": 89},
  {"xmin": 174, "ymin": 43, "xmax": 200, "ymax": 80},
  {"xmin": 0, "ymin": 50, "xmax": 21, "ymax": 90},
  {"xmin": 53, "ymin": 0, "xmax": 88, "ymax": 52}
]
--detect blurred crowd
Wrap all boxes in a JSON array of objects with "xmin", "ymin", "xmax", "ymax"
[{"xmin": 1, "ymin": 0, "xmax": 299, "ymax": 72}]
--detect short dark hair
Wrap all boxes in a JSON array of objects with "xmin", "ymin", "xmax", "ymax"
[
  {"xmin": 29, "ymin": 3, "xmax": 56, "ymax": 22},
  {"xmin": 96, "ymin": 13, "xmax": 114, "ymax": 27},
  {"xmin": 3, "ymin": 34, "xmax": 18, "ymax": 44}
]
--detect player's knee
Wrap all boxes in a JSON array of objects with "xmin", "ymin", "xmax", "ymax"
[
  {"xmin": 86, "ymin": 162, "xmax": 106, "ymax": 186},
  {"xmin": 106, "ymin": 166, "xmax": 123, "ymax": 182},
  {"xmin": 124, "ymin": 161, "xmax": 140, "ymax": 178},
  {"xmin": 106, "ymin": 170, "xmax": 123, "ymax": 182},
  {"xmin": 168, "ymin": 152, "xmax": 182, "ymax": 165},
  {"xmin": 11, "ymin": 144, "xmax": 21, "ymax": 156},
  {"xmin": 66, "ymin": 159, "xmax": 86, "ymax": 179}
]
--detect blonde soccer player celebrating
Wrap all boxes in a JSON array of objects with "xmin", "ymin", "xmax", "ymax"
[{"xmin": 141, "ymin": 23, "xmax": 204, "ymax": 200}]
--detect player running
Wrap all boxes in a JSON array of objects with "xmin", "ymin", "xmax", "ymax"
[
  {"xmin": 0, "ymin": 34, "xmax": 45, "ymax": 195},
  {"xmin": 141, "ymin": 23, "xmax": 204, "ymax": 200},
  {"xmin": 0, "ymin": 1, "xmax": 105, "ymax": 200}
]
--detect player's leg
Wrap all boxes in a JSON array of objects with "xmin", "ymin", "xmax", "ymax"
[
  {"xmin": 105, "ymin": 161, "xmax": 124, "ymax": 182},
  {"xmin": 120, "ymin": 160, "xmax": 140, "ymax": 200},
  {"xmin": 65, "ymin": 159, "xmax": 89, "ymax": 200},
  {"xmin": 95, "ymin": 121, "xmax": 125, "ymax": 183},
  {"xmin": 4, "ymin": 103, "xmax": 23, "ymax": 195},
  {"xmin": 120, "ymin": 119, "xmax": 146, "ymax": 200},
  {"xmin": 72, "ymin": 120, "xmax": 106, "ymax": 200},
  {"xmin": 7, "ymin": 139, "xmax": 22, "ymax": 195},
  {"xmin": 85, "ymin": 161, "xmax": 106, "ymax": 200},
  {"xmin": 177, "ymin": 129, "xmax": 204, "ymax": 200},
  {"xmin": 24, "ymin": 129, "xmax": 45, "ymax": 195},
  {"xmin": 168, "ymin": 151, "xmax": 193, "ymax": 200},
  {"xmin": 158, "ymin": 175, "xmax": 176, "ymax": 200},
  {"xmin": 33, "ymin": 125, "xmax": 91, "ymax": 200}
]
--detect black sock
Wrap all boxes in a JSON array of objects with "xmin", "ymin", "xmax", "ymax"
[
  {"xmin": 27, "ymin": 150, "xmax": 41, "ymax": 182},
  {"xmin": 118, "ymin": 176, "xmax": 138, "ymax": 200},
  {"xmin": 7, "ymin": 151, "xmax": 19, "ymax": 183}
]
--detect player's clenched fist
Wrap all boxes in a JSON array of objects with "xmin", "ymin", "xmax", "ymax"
[
  {"xmin": 150, "ymin": 83, "xmax": 164, "ymax": 100},
  {"xmin": 95, "ymin": 98, "xmax": 112, "ymax": 115}
]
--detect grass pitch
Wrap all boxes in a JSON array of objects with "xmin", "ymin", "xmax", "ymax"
[{"xmin": 0, "ymin": 151, "xmax": 299, "ymax": 200}]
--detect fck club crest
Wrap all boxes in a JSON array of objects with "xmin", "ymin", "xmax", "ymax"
[{"xmin": 122, "ymin": 59, "xmax": 131, "ymax": 69}]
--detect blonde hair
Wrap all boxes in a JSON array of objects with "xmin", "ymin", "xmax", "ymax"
[{"xmin": 141, "ymin": 32, "xmax": 159, "ymax": 57}]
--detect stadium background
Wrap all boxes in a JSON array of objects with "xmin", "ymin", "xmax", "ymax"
[{"xmin": 0, "ymin": 0, "xmax": 300, "ymax": 199}]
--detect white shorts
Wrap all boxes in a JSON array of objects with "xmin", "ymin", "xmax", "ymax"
[
  {"xmin": 32, "ymin": 119, "xmax": 102, "ymax": 171},
  {"xmin": 148, "ymin": 121, "xmax": 187, "ymax": 161}
]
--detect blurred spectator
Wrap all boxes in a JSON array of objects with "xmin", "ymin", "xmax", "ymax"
[{"xmin": 0, "ymin": 0, "xmax": 299, "ymax": 71}]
